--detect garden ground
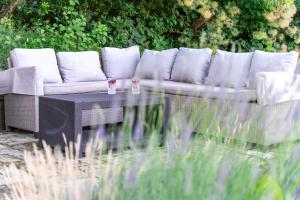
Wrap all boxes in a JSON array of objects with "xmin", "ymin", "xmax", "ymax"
[
  {"xmin": 0, "ymin": 130, "xmax": 277, "ymax": 200},
  {"xmin": 0, "ymin": 131, "xmax": 36, "ymax": 200}
]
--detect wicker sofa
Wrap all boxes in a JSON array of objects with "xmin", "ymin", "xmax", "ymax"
[{"xmin": 0, "ymin": 47, "xmax": 299, "ymax": 145}]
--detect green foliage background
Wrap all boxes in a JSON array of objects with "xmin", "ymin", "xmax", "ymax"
[{"xmin": 0, "ymin": 0, "xmax": 299, "ymax": 68}]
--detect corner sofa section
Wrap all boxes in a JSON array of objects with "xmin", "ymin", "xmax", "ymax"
[{"xmin": 3, "ymin": 49, "xmax": 127, "ymax": 132}]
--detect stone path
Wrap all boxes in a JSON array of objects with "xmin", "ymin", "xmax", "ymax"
[{"xmin": 0, "ymin": 131, "xmax": 37, "ymax": 200}]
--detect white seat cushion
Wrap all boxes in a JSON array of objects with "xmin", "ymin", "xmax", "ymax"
[
  {"xmin": 135, "ymin": 49, "xmax": 178, "ymax": 80},
  {"xmin": 249, "ymin": 50, "xmax": 299, "ymax": 88},
  {"xmin": 171, "ymin": 48, "xmax": 212, "ymax": 84},
  {"xmin": 102, "ymin": 46, "xmax": 140, "ymax": 79},
  {"xmin": 44, "ymin": 79, "xmax": 132, "ymax": 95},
  {"xmin": 56, "ymin": 51, "xmax": 107, "ymax": 82},
  {"xmin": 10, "ymin": 48, "xmax": 62, "ymax": 83},
  {"xmin": 206, "ymin": 50, "xmax": 253, "ymax": 88},
  {"xmin": 140, "ymin": 80, "xmax": 256, "ymax": 102}
]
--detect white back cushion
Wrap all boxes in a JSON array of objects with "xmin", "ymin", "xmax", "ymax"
[
  {"xmin": 206, "ymin": 50, "xmax": 253, "ymax": 88},
  {"xmin": 102, "ymin": 46, "xmax": 140, "ymax": 79},
  {"xmin": 171, "ymin": 48, "xmax": 212, "ymax": 84},
  {"xmin": 249, "ymin": 50, "xmax": 299, "ymax": 87},
  {"xmin": 56, "ymin": 51, "xmax": 106, "ymax": 83},
  {"xmin": 135, "ymin": 48, "xmax": 178, "ymax": 80},
  {"xmin": 10, "ymin": 48, "xmax": 62, "ymax": 83}
]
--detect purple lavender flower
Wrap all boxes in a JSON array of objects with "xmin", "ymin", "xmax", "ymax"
[{"xmin": 295, "ymin": 187, "xmax": 300, "ymax": 199}]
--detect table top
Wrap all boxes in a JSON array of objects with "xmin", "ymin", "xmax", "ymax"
[{"xmin": 41, "ymin": 92, "xmax": 166, "ymax": 108}]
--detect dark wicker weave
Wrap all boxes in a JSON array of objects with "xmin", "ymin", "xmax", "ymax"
[{"xmin": 38, "ymin": 92, "xmax": 170, "ymax": 156}]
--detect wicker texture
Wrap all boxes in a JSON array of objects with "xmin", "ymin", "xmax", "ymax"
[
  {"xmin": 5, "ymin": 94, "xmax": 39, "ymax": 132},
  {"xmin": 4, "ymin": 94, "xmax": 124, "ymax": 132},
  {"xmin": 0, "ymin": 96, "xmax": 5, "ymax": 130},
  {"xmin": 4, "ymin": 91, "xmax": 300, "ymax": 145},
  {"xmin": 82, "ymin": 107, "xmax": 123, "ymax": 126},
  {"xmin": 166, "ymin": 93, "xmax": 300, "ymax": 145}
]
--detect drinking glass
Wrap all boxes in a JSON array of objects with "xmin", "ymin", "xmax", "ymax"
[
  {"xmin": 132, "ymin": 78, "xmax": 140, "ymax": 95},
  {"xmin": 108, "ymin": 79, "xmax": 117, "ymax": 94}
]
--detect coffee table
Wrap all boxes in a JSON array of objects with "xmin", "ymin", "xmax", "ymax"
[{"xmin": 38, "ymin": 92, "xmax": 170, "ymax": 155}]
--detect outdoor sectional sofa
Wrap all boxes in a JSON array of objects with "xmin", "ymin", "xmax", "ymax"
[{"xmin": 0, "ymin": 46, "xmax": 299, "ymax": 145}]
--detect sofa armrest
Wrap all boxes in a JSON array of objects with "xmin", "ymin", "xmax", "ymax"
[
  {"xmin": 256, "ymin": 72, "xmax": 300, "ymax": 105},
  {"xmin": 0, "ymin": 66, "xmax": 44, "ymax": 96}
]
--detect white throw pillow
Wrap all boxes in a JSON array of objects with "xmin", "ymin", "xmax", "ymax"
[
  {"xmin": 171, "ymin": 47, "xmax": 212, "ymax": 84},
  {"xmin": 249, "ymin": 50, "xmax": 299, "ymax": 88},
  {"xmin": 10, "ymin": 48, "xmax": 62, "ymax": 83},
  {"xmin": 102, "ymin": 46, "xmax": 140, "ymax": 79},
  {"xmin": 56, "ymin": 51, "xmax": 107, "ymax": 83},
  {"xmin": 206, "ymin": 50, "xmax": 253, "ymax": 88},
  {"xmin": 135, "ymin": 48, "xmax": 178, "ymax": 80}
]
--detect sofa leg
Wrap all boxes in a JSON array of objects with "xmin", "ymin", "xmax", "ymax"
[
  {"xmin": 5, "ymin": 126, "xmax": 13, "ymax": 132},
  {"xmin": 33, "ymin": 132, "xmax": 38, "ymax": 139}
]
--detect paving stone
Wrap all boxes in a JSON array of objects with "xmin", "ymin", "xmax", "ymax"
[
  {"xmin": 11, "ymin": 144, "xmax": 34, "ymax": 151},
  {"xmin": 0, "ymin": 168, "xmax": 5, "ymax": 185},
  {"xmin": 0, "ymin": 155, "xmax": 21, "ymax": 164},
  {"xmin": 0, "ymin": 149, "xmax": 23, "ymax": 159},
  {"xmin": 0, "ymin": 132, "xmax": 36, "ymax": 147},
  {"xmin": 0, "ymin": 185, "xmax": 9, "ymax": 200},
  {"xmin": 0, "ymin": 131, "xmax": 37, "ymax": 200},
  {"xmin": 0, "ymin": 131, "xmax": 36, "ymax": 166}
]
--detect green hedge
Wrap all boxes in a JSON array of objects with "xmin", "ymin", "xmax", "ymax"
[{"xmin": 0, "ymin": 0, "xmax": 299, "ymax": 69}]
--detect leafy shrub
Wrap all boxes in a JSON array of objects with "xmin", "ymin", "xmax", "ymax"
[
  {"xmin": 0, "ymin": 0, "xmax": 110, "ymax": 68},
  {"xmin": 181, "ymin": 0, "xmax": 300, "ymax": 52},
  {"xmin": 0, "ymin": 0, "xmax": 299, "ymax": 69}
]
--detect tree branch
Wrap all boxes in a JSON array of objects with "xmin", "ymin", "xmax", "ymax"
[
  {"xmin": 192, "ymin": 16, "xmax": 209, "ymax": 32},
  {"xmin": 0, "ymin": 0, "xmax": 24, "ymax": 18}
]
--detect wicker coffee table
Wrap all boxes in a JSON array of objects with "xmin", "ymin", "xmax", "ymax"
[{"xmin": 38, "ymin": 92, "xmax": 170, "ymax": 155}]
